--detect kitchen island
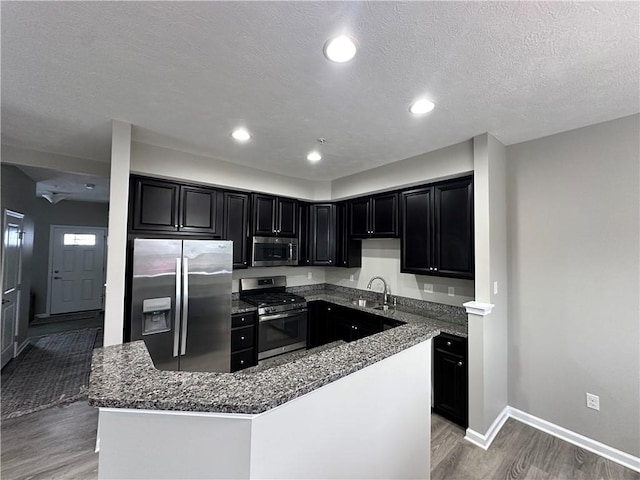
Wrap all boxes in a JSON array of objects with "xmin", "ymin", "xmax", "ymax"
[{"xmin": 90, "ymin": 308, "xmax": 439, "ymax": 479}]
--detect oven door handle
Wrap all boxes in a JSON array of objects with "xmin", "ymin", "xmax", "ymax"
[{"xmin": 259, "ymin": 309, "xmax": 308, "ymax": 322}]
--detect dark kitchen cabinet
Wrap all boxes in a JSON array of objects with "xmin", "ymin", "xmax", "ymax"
[
  {"xmin": 307, "ymin": 301, "xmax": 336, "ymax": 348},
  {"xmin": 298, "ymin": 202, "xmax": 311, "ymax": 266},
  {"xmin": 349, "ymin": 192, "xmax": 398, "ymax": 238},
  {"xmin": 252, "ymin": 194, "xmax": 298, "ymax": 237},
  {"xmin": 336, "ymin": 202, "xmax": 362, "ymax": 268},
  {"xmin": 330, "ymin": 304, "xmax": 384, "ymax": 342},
  {"xmin": 433, "ymin": 333, "xmax": 468, "ymax": 428},
  {"xmin": 309, "ymin": 203, "xmax": 336, "ymax": 266},
  {"xmin": 131, "ymin": 176, "xmax": 222, "ymax": 236},
  {"xmin": 230, "ymin": 312, "xmax": 257, "ymax": 372},
  {"xmin": 223, "ymin": 192, "xmax": 250, "ymax": 269},
  {"xmin": 401, "ymin": 177, "xmax": 473, "ymax": 279}
]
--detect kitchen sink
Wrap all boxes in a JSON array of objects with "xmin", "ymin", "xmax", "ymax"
[
  {"xmin": 351, "ymin": 299, "xmax": 379, "ymax": 308},
  {"xmin": 372, "ymin": 304, "xmax": 391, "ymax": 312}
]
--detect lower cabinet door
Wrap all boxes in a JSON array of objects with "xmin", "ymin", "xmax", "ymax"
[
  {"xmin": 433, "ymin": 342, "xmax": 468, "ymax": 427},
  {"xmin": 230, "ymin": 349, "xmax": 256, "ymax": 372}
]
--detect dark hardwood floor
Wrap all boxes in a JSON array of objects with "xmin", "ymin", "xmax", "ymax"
[
  {"xmin": 432, "ymin": 414, "xmax": 639, "ymax": 480},
  {"xmin": 2, "ymin": 405, "xmax": 637, "ymax": 479},
  {"xmin": 2, "ymin": 315, "xmax": 637, "ymax": 480}
]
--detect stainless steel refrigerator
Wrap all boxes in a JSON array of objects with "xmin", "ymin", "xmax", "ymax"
[{"xmin": 130, "ymin": 238, "xmax": 232, "ymax": 372}]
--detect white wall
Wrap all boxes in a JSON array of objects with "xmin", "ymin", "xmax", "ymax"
[
  {"xmin": 326, "ymin": 139, "xmax": 475, "ymax": 305},
  {"xmin": 331, "ymin": 140, "xmax": 473, "ymax": 200},
  {"xmin": 131, "ymin": 142, "xmax": 322, "ymax": 201},
  {"xmin": 506, "ymin": 114, "xmax": 640, "ymax": 456},
  {"xmin": 325, "ymin": 239, "xmax": 473, "ymax": 307},
  {"xmin": 467, "ymin": 134, "xmax": 509, "ymax": 436},
  {"xmin": 103, "ymin": 121, "xmax": 131, "ymax": 346},
  {"xmin": 1, "ymin": 144, "xmax": 110, "ymax": 177}
]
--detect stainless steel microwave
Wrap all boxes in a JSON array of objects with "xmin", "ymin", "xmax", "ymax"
[{"xmin": 251, "ymin": 236, "xmax": 299, "ymax": 267}]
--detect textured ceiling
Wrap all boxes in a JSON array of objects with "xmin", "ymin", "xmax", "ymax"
[{"xmin": 2, "ymin": 1, "xmax": 638, "ymax": 181}]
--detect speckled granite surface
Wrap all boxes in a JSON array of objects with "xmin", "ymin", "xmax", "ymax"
[
  {"xmin": 90, "ymin": 284, "xmax": 465, "ymax": 415},
  {"xmin": 89, "ymin": 320, "xmax": 438, "ymax": 414},
  {"xmin": 231, "ymin": 299, "xmax": 256, "ymax": 314},
  {"xmin": 289, "ymin": 284, "xmax": 468, "ymax": 338}
]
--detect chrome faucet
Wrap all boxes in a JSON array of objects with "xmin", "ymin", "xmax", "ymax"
[{"xmin": 367, "ymin": 276, "xmax": 390, "ymax": 305}]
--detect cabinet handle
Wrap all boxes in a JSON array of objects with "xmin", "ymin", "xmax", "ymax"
[
  {"xmin": 434, "ymin": 267, "xmax": 438, "ymax": 271},
  {"xmin": 243, "ymin": 262, "xmax": 247, "ymax": 265},
  {"xmin": 327, "ymin": 307, "xmax": 331, "ymax": 311},
  {"xmin": 447, "ymin": 341, "xmax": 452, "ymax": 346},
  {"xmin": 240, "ymin": 360, "xmax": 244, "ymax": 365},
  {"xmin": 329, "ymin": 260, "xmax": 332, "ymax": 264},
  {"xmin": 241, "ymin": 317, "xmax": 245, "ymax": 322},
  {"xmin": 343, "ymin": 261, "xmax": 346, "ymax": 264},
  {"xmin": 458, "ymin": 361, "xmax": 463, "ymax": 367},
  {"xmin": 174, "ymin": 224, "xmax": 178, "ymax": 228},
  {"xmin": 241, "ymin": 336, "xmax": 245, "ymax": 340}
]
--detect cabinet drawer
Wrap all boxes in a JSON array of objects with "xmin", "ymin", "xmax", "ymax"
[
  {"xmin": 230, "ymin": 349, "xmax": 256, "ymax": 372},
  {"xmin": 434, "ymin": 333, "xmax": 467, "ymax": 356},
  {"xmin": 232, "ymin": 313, "xmax": 256, "ymax": 328},
  {"xmin": 231, "ymin": 326, "xmax": 255, "ymax": 351}
]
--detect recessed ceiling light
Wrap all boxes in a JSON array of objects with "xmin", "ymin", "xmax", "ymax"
[
  {"xmin": 307, "ymin": 151, "xmax": 322, "ymax": 163},
  {"xmin": 324, "ymin": 35, "xmax": 357, "ymax": 63},
  {"xmin": 231, "ymin": 128, "xmax": 251, "ymax": 142},
  {"xmin": 409, "ymin": 98, "xmax": 435, "ymax": 115}
]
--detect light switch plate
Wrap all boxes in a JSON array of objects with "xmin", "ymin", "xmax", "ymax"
[
  {"xmin": 448, "ymin": 286, "xmax": 455, "ymax": 296},
  {"xmin": 494, "ymin": 281, "xmax": 498, "ymax": 295},
  {"xmin": 307, "ymin": 272, "xmax": 312, "ymax": 279}
]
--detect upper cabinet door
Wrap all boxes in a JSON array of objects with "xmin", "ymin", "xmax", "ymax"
[
  {"xmin": 336, "ymin": 202, "xmax": 361, "ymax": 268},
  {"xmin": 130, "ymin": 176, "xmax": 222, "ymax": 235},
  {"xmin": 252, "ymin": 194, "xmax": 277, "ymax": 236},
  {"xmin": 310, "ymin": 203, "xmax": 336, "ymax": 266},
  {"xmin": 179, "ymin": 186, "xmax": 222, "ymax": 235},
  {"xmin": 131, "ymin": 178, "xmax": 180, "ymax": 232},
  {"xmin": 349, "ymin": 193, "xmax": 398, "ymax": 238},
  {"xmin": 400, "ymin": 187, "xmax": 433, "ymax": 274},
  {"xmin": 223, "ymin": 192, "xmax": 250, "ymax": 269},
  {"xmin": 434, "ymin": 178, "xmax": 474, "ymax": 278},
  {"xmin": 370, "ymin": 193, "xmax": 398, "ymax": 237},
  {"xmin": 251, "ymin": 194, "xmax": 298, "ymax": 237},
  {"xmin": 349, "ymin": 198, "xmax": 370, "ymax": 237},
  {"xmin": 277, "ymin": 197, "xmax": 298, "ymax": 237}
]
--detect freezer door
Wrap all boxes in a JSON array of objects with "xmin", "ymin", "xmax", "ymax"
[
  {"xmin": 131, "ymin": 239, "xmax": 182, "ymax": 371},
  {"xmin": 180, "ymin": 240, "xmax": 232, "ymax": 372}
]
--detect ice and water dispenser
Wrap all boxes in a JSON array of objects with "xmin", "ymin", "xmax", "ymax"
[{"xmin": 141, "ymin": 297, "xmax": 172, "ymax": 335}]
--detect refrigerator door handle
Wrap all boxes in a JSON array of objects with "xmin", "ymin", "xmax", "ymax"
[
  {"xmin": 180, "ymin": 257, "xmax": 189, "ymax": 356},
  {"xmin": 173, "ymin": 257, "xmax": 182, "ymax": 358}
]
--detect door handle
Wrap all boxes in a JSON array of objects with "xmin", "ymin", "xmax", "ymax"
[
  {"xmin": 180, "ymin": 258, "xmax": 189, "ymax": 356},
  {"xmin": 53, "ymin": 276, "xmax": 62, "ymax": 280},
  {"xmin": 2, "ymin": 299, "xmax": 9, "ymax": 305},
  {"xmin": 173, "ymin": 258, "xmax": 181, "ymax": 358}
]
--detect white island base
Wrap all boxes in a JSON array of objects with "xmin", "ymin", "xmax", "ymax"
[{"xmin": 97, "ymin": 341, "xmax": 431, "ymax": 479}]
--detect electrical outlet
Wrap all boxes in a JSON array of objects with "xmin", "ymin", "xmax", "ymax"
[
  {"xmin": 424, "ymin": 283, "xmax": 433, "ymax": 293},
  {"xmin": 586, "ymin": 393, "xmax": 600, "ymax": 411},
  {"xmin": 448, "ymin": 286, "xmax": 455, "ymax": 297},
  {"xmin": 494, "ymin": 281, "xmax": 498, "ymax": 295},
  {"xmin": 350, "ymin": 275, "xmax": 354, "ymax": 282},
  {"xmin": 307, "ymin": 272, "xmax": 312, "ymax": 280}
]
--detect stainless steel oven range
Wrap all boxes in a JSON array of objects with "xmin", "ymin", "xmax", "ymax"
[{"xmin": 239, "ymin": 276, "xmax": 307, "ymax": 360}]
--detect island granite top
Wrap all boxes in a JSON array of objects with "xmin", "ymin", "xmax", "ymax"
[{"xmin": 90, "ymin": 286, "xmax": 465, "ymax": 415}]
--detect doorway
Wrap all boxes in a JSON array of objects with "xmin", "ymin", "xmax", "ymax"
[
  {"xmin": 47, "ymin": 226, "xmax": 107, "ymax": 315},
  {"xmin": 2, "ymin": 210, "xmax": 25, "ymax": 369}
]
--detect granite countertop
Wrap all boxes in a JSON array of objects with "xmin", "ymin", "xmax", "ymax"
[
  {"xmin": 89, "ymin": 321, "xmax": 439, "ymax": 415},
  {"xmin": 90, "ymin": 285, "xmax": 465, "ymax": 415}
]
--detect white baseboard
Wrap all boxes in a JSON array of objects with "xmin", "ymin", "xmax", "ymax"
[
  {"xmin": 464, "ymin": 406, "xmax": 640, "ymax": 473},
  {"xmin": 464, "ymin": 405, "xmax": 510, "ymax": 450},
  {"xmin": 508, "ymin": 407, "xmax": 640, "ymax": 473},
  {"xmin": 15, "ymin": 339, "xmax": 30, "ymax": 356}
]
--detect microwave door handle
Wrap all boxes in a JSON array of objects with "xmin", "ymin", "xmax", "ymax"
[
  {"xmin": 289, "ymin": 243, "xmax": 293, "ymax": 260},
  {"xmin": 180, "ymin": 258, "xmax": 189, "ymax": 356},
  {"xmin": 173, "ymin": 258, "xmax": 181, "ymax": 357}
]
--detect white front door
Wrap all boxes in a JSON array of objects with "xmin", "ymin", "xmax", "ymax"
[
  {"xmin": 49, "ymin": 226, "xmax": 107, "ymax": 315},
  {"xmin": 2, "ymin": 210, "xmax": 24, "ymax": 368}
]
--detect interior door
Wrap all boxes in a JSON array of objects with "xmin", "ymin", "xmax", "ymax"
[
  {"xmin": 2, "ymin": 210, "xmax": 24, "ymax": 368},
  {"xmin": 49, "ymin": 226, "xmax": 107, "ymax": 315}
]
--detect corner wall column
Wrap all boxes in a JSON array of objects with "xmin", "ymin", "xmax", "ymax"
[{"xmin": 103, "ymin": 120, "xmax": 131, "ymax": 346}]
